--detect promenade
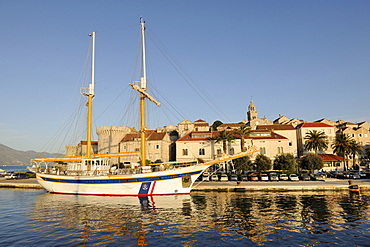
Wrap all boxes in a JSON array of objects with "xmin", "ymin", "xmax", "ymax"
[{"xmin": 1, "ymin": 177, "xmax": 370, "ymax": 192}]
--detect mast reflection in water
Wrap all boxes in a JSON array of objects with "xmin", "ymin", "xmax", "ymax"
[{"xmin": 1, "ymin": 189, "xmax": 370, "ymax": 246}]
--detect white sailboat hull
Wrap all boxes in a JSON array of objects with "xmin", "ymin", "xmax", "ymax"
[{"xmin": 36, "ymin": 164, "xmax": 207, "ymax": 196}]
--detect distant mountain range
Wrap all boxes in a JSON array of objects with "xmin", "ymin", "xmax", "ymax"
[{"xmin": 0, "ymin": 143, "xmax": 61, "ymax": 166}]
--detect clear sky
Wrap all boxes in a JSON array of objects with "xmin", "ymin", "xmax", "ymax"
[{"xmin": 1, "ymin": 0, "xmax": 369, "ymax": 153}]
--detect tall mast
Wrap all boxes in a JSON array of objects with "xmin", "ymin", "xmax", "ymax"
[
  {"xmin": 130, "ymin": 18, "xmax": 160, "ymax": 166},
  {"xmin": 140, "ymin": 17, "xmax": 147, "ymax": 165},
  {"xmin": 82, "ymin": 32, "xmax": 96, "ymax": 159}
]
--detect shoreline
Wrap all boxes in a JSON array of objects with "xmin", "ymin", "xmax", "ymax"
[{"xmin": 1, "ymin": 178, "xmax": 370, "ymax": 192}]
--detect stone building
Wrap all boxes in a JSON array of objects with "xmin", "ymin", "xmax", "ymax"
[
  {"xmin": 256, "ymin": 124, "xmax": 298, "ymax": 157},
  {"xmin": 245, "ymin": 100, "xmax": 273, "ymax": 129},
  {"xmin": 296, "ymin": 122, "xmax": 336, "ymax": 157}
]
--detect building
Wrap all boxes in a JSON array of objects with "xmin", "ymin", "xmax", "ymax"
[
  {"xmin": 245, "ymin": 100, "xmax": 273, "ymax": 129},
  {"xmin": 296, "ymin": 122, "xmax": 336, "ymax": 157},
  {"xmin": 256, "ymin": 124, "xmax": 298, "ymax": 157}
]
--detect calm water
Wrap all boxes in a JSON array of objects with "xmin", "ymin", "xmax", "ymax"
[{"xmin": 0, "ymin": 189, "xmax": 369, "ymax": 246}]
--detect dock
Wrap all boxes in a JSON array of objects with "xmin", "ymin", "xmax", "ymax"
[{"xmin": 1, "ymin": 178, "xmax": 370, "ymax": 192}]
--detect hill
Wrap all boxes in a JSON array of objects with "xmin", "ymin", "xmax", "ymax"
[{"xmin": 0, "ymin": 143, "xmax": 61, "ymax": 166}]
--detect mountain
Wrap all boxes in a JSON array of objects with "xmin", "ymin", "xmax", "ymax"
[{"xmin": 0, "ymin": 144, "xmax": 62, "ymax": 166}]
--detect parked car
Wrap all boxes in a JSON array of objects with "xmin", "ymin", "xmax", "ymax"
[
  {"xmin": 259, "ymin": 173, "xmax": 269, "ymax": 181},
  {"xmin": 289, "ymin": 174, "xmax": 299, "ymax": 181},
  {"xmin": 241, "ymin": 175, "xmax": 249, "ymax": 181},
  {"xmin": 229, "ymin": 174, "xmax": 238, "ymax": 181},
  {"xmin": 351, "ymin": 170, "xmax": 366, "ymax": 178},
  {"xmin": 5, "ymin": 173, "xmax": 15, "ymax": 180},
  {"xmin": 248, "ymin": 173, "xmax": 259, "ymax": 181},
  {"xmin": 15, "ymin": 173, "xmax": 29, "ymax": 179},
  {"xmin": 220, "ymin": 174, "xmax": 228, "ymax": 181},
  {"xmin": 300, "ymin": 174, "xmax": 311, "ymax": 181},
  {"xmin": 279, "ymin": 174, "xmax": 289, "ymax": 181},
  {"xmin": 211, "ymin": 174, "xmax": 219, "ymax": 181},
  {"xmin": 329, "ymin": 171, "xmax": 338, "ymax": 178},
  {"xmin": 202, "ymin": 173, "xmax": 210, "ymax": 181},
  {"xmin": 269, "ymin": 173, "xmax": 279, "ymax": 181},
  {"xmin": 311, "ymin": 173, "xmax": 325, "ymax": 181},
  {"xmin": 349, "ymin": 172, "xmax": 360, "ymax": 179}
]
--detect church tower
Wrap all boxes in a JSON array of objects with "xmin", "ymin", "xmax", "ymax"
[{"xmin": 247, "ymin": 100, "xmax": 258, "ymax": 121}]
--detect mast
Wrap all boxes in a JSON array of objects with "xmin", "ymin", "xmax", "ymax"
[
  {"xmin": 140, "ymin": 17, "xmax": 147, "ymax": 166},
  {"xmin": 130, "ymin": 18, "xmax": 160, "ymax": 166},
  {"xmin": 82, "ymin": 32, "xmax": 96, "ymax": 159}
]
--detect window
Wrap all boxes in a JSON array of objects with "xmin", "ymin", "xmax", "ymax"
[
  {"xmin": 217, "ymin": 149, "xmax": 222, "ymax": 155},
  {"xmin": 260, "ymin": 147, "xmax": 266, "ymax": 155},
  {"xmin": 289, "ymin": 142, "xmax": 292, "ymax": 146},
  {"xmin": 199, "ymin": 148, "xmax": 205, "ymax": 155},
  {"xmin": 359, "ymin": 134, "xmax": 362, "ymax": 137},
  {"xmin": 230, "ymin": 148, "xmax": 234, "ymax": 155},
  {"xmin": 155, "ymin": 145, "xmax": 160, "ymax": 149},
  {"xmin": 182, "ymin": 149, "xmax": 188, "ymax": 156}
]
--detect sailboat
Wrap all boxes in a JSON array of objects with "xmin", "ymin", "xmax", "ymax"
[{"xmin": 31, "ymin": 18, "xmax": 258, "ymax": 196}]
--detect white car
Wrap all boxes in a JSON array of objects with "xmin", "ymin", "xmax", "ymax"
[
  {"xmin": 220, "ymin": 174, "xmax": 228, "ymax": 181},
  {"xmin": 289, "ymin": 174, "xmax": 299, "ymax": 181},
  {"xmin": 259, "ymin": 173, "xmax": 269, "ymax": 181},
  {"xmin": 211, "ymin": 174, "xmax": 219, "ymax": 181},
  {"xmin": 5, "ymin": 173, "xmax": 15, "ymax": 180},
  {"xmin": 279, "ymin": 174, "xmax": 289, "ymax": 181}
]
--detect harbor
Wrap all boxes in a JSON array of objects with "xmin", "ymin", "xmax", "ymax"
[{"xmin": 2, "ymin": 177, "xmax": 370, "ymax": 192}]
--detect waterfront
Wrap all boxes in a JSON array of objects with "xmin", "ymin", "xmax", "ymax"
[{"xmin": 1, "ymin": 189, "xmax": 369, "ymax": 246}]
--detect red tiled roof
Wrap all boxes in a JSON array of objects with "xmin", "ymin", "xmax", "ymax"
[
  {"xmin": 121, "ymin": 130, "xmax": 166, "ymax": 142},
  {"xmin": 177, "ymin": 130, "xmax": 288, "ymax": 141},
  {"xmin": 298, "ymin": 153, "xmax": 348, "ymax": 161},
  {"xmin": 297, "ymin": 122, "xmax": 334, "ymax": 128},
  {"xmin": 256, "ymin": 124, "xmax": 295, "ymax": 130},
  {"xmin": 319, "ymin": 154, "xmax": 347, "ymax": 161},
  {"xmin": 79, "ymin": 141, "xmax": 98, "ymax": 145}
]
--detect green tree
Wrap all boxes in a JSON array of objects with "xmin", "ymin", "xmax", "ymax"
[
  {"xmin": 299, "ymin": 153, "xmax": 324, "ymax": 173},
  {"xmin": 273, "ymin": 153, "xmax": 297, "ymax": 173},
  {"xmin": 215, "ymin": 130, "xmax": 234, "ymax": 154},
  {"xmin": 349, "ymin": 140, "xmax": 362, "ymax": 169},
  {"xmin": 332, "ymin": 133, "xmax": 353, "ymax": 171},
  {"xmin": 233, "ymin": 156, "xmax": 252, "ymax": 172},
  {"xmin": 234, "ymin": 125, "xmax": 252, "ymax": 152},
  {"xmin": 304, "ymin": 130, "xmax": 328, "ymax": 154},
  {"xmin": 212, "ymin": 120, "xmax": 223, "ymax": 131},
  {"xmin": 254, "ymin": 154, "xmax": 272, "ymax": 172}
]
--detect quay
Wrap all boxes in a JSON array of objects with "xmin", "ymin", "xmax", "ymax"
[{"xmin": 1, "ymin": 177, "xmax": 370, "ymax": 192}]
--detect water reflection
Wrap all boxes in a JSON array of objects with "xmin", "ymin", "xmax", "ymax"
[{"xmin": 30, "ymin": 191, "xmax": 370, "ymax": 246}]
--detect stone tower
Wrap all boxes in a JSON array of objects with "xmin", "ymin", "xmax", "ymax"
[
  {"xmin": 96, "ymin": 126, "xmax": 134, "ymax": 165},
  {"xmin": 247, "ymin": 100, "xmax": 258, "ymax": 121}
]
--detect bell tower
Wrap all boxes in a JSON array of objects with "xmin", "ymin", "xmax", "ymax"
[{"xmin": 247, "ymin": 100, "xmax": 258, "ymax": 121}]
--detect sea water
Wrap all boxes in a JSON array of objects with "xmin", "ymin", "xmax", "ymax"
[{"xmin": 0, "ymin": 189, "xmax": 369, "ymax": 246}]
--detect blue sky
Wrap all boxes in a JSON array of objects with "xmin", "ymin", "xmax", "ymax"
[{"xmin": 1, "ymin": 0, "xmax": 369, "ymax": 153}]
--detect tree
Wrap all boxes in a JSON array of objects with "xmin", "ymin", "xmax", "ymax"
[
  {"xmin": 212, "ymin": 120, "xmax": 223, "ymax": 131},
  {"xmin": 349, "ymin": 140, "xmax": 362, "ymax": 169},
  {"xmin": 215, "ymin": 130, "xmax": 234, "ymax": 154},
  {"xmin": 254, "ymin": 154, "xmax": 272, "ymax": 172},
  {"xmin": 299, "ymin": 153, "xmax": 324, "ymax": 173},
  {"xmin": 233, "ymin": 156, "xmax": 252, "ymax": 172},
  {"xmin": 332, "ymin": 133, "xmax": 353, "ymax": 171},
  {"xmin": 273, "ymin": 153, "xmax": 297, "ymax": 173},
  {"xmin": 234, "ymin": 125, "xmax": 252, "ymax": 152},
  {"xmin": 304, "ymin": 130, "xmax": 328, "ymax": 154}
]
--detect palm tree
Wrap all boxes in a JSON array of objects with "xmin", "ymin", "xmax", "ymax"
[
  {"xmin": 349, "ymin": 140, "xmax": 362, "ymax": 169},
  {"xmin": 215, "ymin": 130, "xmax": 234, "ymax": 154},
  {"xmin": 234, "ymin": 125, "xmax": 252, "ymax": 152},
  {"xmin": 332, "ymin": 133, "xmax": 353, "ymax": 171},
  {"xmin": 304, "ymin": 130, "xmax": 328, "ymax": 154}
]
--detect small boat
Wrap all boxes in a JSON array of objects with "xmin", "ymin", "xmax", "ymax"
[
  {"xmin": 30, "ymin": 18, "xmax": 257, "ymax": 196},
  {"xmin": 348, "ymin": 184, "xmax": 360, "ymax": 192}
]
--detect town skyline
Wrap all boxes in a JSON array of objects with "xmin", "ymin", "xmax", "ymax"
[{"xmin": 1, "ymin": 1, "xmax": 369, "ymax": 153}]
